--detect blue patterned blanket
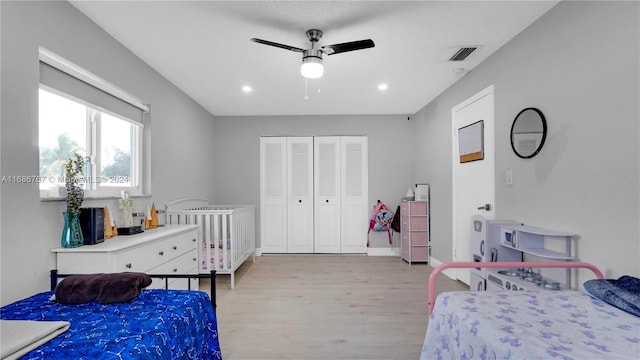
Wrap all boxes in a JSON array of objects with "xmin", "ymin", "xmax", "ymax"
[
  {"xmin": 0, "ymin": 289, "xmax": 222, "ymax": 359},
  {"xmin": 583, "ymin": 275, "xmax": 640, "ymax": 317}
]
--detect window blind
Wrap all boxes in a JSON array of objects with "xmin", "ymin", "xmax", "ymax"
[{"xmin": 38, "ymin": 48, "xmax": 148, "ymax": 123}]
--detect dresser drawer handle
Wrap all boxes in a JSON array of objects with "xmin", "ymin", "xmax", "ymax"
[
  {"xmin": 192, "ymin": 238, "xmax": 196, "ymax": 242},
  {"xmin": 172, "ymin": 246, "xmax": 178, "ymax": 250},
  {"xmin": 125, "ymin": 263, "xmax": 132, "ymax": 269},
  {"xmin": 158, "ymin": 251, "xmax": 164, "ymax": 256},
  {"xmin": 172, "ymin": 268, "xmax": 178, "ymax": 273},
  {"xmin": 192, "ymin": 258, "xmax": 197, "ymax": 262}
]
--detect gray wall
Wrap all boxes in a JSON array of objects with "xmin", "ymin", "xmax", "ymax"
[
  {"xmin": 0, "ymin": 1, "xmax": 216, "ymax": 305},
  {"xmin": 212, "ymin": 115, "xmax": 415, "ymax": 248},
  {"xmin": 414, "ymin": 1, "xmax": 639, "ymax": 279}
]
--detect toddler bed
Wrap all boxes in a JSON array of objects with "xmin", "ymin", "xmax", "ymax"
[
  {"xmin": 0, "ymin": 271, "xmax": 221, "ymax": 360},
  {"xmin": 422, "ymin": 262, "xmax": 640, "ymax": 359},
  {"xmin": 166, "ymin": 198, "xmax": 256, "ymax": 289}
]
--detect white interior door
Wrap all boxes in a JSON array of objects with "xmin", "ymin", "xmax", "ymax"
[
  {"xmin": 287, "ymin": 137, "xmax": 314, "ymax": 253},
  {"xmin": 260, "ymin": 137, "xmax": 288, "ymax": 253},
  {"xmin": 452, "ymin": 85, "xmax": 495, "ymax": 285},
  {"xmin": 340, "ymin": 136, "xmax": 368, "ymax": 253},
  {"xmin": 314, "ymin": 136, "xmax": 341, "ymax": 253}
]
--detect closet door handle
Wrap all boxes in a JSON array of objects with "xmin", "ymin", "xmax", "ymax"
[
  {"xmin": 172, "ymin": 246, "xmax": 178, "ymax": 250},
  {"xmin": 125, "ymin": 263, "xmax": 132, "ymax": 269},
  {"xmin": 158, "ymin": 251, "xmax": 164, "ymax": 256},
  {"xmin": 298, "ymin": 199, "xmax": 302, "ymax": 203},
  {"xmin": 325, "ymin": 199, "xmax": 329, "ymax": 203}
]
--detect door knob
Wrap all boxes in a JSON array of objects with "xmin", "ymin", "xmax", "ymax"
[{"xmin": 477, "ymin": 204, "xmax": 491, "ymax": 211}]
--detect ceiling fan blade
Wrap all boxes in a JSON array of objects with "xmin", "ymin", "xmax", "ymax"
[
  {"xmin": 250, "ymin": 38, "xmax": 304, "ymax": 52},
  {"xmin": 321, "ymin": 39, "xmax": 375, "ymax": 55}
]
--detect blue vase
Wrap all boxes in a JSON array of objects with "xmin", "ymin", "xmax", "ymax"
[{"xmin": 61, "ymin": 212, "xmax": 84, "ymax": 248}]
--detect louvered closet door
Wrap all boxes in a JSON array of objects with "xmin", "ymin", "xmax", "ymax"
[
  {"xmin": 260, "ymin": 137, "xmax": 288, "ymax": 253},
  {"xmin": 313, "ymin": 137, "xmax": 341, "ymax": 253},
  {"xmin": 340, "ymin": 136, "xmax": 368, "ymax": 253},
  {"xmin": 287, "ymin": 137, "xmax": 314, "ymax": 253}
]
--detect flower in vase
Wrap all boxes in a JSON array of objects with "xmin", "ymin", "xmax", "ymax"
[{"xmin": 64, "ymin": 152, "xmax": 86, "ymax": 213}]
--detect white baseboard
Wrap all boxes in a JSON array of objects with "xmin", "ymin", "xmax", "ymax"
[
  {"xmin": 429, "ymin": 257, "xmax": 457, "ymax": 280},
  {"xmin": 257, "ymin": 247, "xmax": 401, "ymax": 257},
  {"xmin": 367, "ymin": 247, "xmax": 401, "ymax": 256}
]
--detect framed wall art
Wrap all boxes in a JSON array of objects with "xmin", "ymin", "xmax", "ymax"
[{"xmin": 458, "ymin": 120, "xmax": 484, "ymax": 163}]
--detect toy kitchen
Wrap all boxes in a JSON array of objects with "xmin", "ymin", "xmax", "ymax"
[{"xmin": 470, "ymin": 215, "xmax": 576, "ymax": 292}]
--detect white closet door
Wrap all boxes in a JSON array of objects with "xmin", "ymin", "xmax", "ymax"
[
  {"xmin": 287, "ymin": 137, "xmax": 314, "ymax": 253},
  {"xmin": 313, "ymin": 136, "xmax": 341, "ymax": 253},
  {"xmin": 260, "ymin": 137, "xmax": 287, "ymax": 253},
  {"xmin": 340, "ymin": 136, "xmax": 368, "ymax": 253}
]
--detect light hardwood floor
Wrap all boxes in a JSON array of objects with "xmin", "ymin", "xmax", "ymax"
[{"xmin": 201, "ymin": 255, "xmax": 468, "ymax": 360}]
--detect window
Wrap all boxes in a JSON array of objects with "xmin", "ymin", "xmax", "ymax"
[{"xmin": 38, "ymin": 48, "xmax": 149, "ymax": 199}]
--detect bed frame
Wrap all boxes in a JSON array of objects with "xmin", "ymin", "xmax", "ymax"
[
  {"xmin": 428, "ymin": 261, "xmax": 604, "ymax": 315},
  {"xmin": 50, "ymin": 269, "xmax": 217, "ymax": 309},
  {"xmin": 165, "ymin": 198, "xmax": 256, "ymax": 289}
]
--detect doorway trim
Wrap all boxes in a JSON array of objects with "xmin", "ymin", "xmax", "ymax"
[{"xmin": 451, "ymin": 85, "xmax": 496, "ymax": 282}]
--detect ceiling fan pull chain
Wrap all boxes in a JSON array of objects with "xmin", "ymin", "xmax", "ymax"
[{"xmin": 304, "ymin": 78, "xmax": 309, "ymax": 100}]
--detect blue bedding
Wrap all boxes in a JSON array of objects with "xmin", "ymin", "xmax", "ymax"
[{"xmin": 0, "ymin": 289, "xmax": 222, "ymax": 359}]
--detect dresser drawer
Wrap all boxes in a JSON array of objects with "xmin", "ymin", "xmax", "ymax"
[
  {"xmin": 148, "ymin": 249, "xmax": 198, "ymax": 289},
  {"xmin": 410, "ymin": 231, "xmax": 429, "ymax": 245},
  {"xmin": 166, "ymin": 230, "xmax": 198, "ymax": 258},
  {"xmin": 410, "ymin": 246, "xmax": 429, "ymax": 262},
  {"xmin": 114, "ymin": 241, "xmax": 166, "ymax": 273},
  {"xmin": 409, "ymin": 202, "xmax": 427, "ymax": 216},
  {"xmin": 409, "ymin": 217, "xmax": 427, "ymax": 230},
  {"xmin": 155, "ymin": 249, "xmax": 198, "ymax": 275}
]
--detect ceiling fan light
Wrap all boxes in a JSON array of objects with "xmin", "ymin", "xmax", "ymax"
[{"xmin": 301, "ymin": 57, "xmax": 323, "ymax": 79}]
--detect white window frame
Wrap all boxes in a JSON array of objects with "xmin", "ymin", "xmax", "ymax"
[{"xmin": 38, "ymin": 48, "xmax": 151, "ymax": 199}]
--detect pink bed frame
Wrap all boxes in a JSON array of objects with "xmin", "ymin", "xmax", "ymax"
[{"xmin": 428, "ymin": 261, "xmax": 605, "ymax": 315}]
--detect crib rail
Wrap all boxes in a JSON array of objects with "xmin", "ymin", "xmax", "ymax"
[
  {"xmin": 428, "ymin": 261, "xmax": 605, "ymax": 316},
  {"xmin": 165, "ymin": 200, "xmax": 256, "ymax": 289}
]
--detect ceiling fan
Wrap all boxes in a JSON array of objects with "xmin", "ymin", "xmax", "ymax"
[{"xmin": 251, "ymin": 29, "xmax": 375, "ymax": 79}]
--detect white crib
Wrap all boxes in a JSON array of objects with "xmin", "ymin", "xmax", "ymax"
[{"xmin": 165, "ymin": 198, "xmax": 256, "ymax": 289}]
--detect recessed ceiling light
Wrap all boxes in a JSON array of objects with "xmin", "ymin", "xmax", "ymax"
[
  {"xmin": 242, "ymin": 85, "xmax": 252, "ymax": 93},
  {"xmin": 378, "ymin": 83, "xmax": 388, "ymax": 91}
]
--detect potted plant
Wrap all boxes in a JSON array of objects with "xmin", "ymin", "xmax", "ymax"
[{"xmin": 61, "ymin": 152, "xmax": 86, "ymax": 248}]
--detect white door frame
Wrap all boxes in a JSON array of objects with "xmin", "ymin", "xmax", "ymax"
[{"xmin": 451, "ymin": 85, "xmax": 496, "ymax": 283}]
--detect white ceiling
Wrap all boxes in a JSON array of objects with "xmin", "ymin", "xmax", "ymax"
[{"xmin": 69, "ymin": 1, "xmax": 558, "ymax": 117}]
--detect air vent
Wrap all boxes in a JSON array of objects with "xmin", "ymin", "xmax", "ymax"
[{"xmin": 448, "ymin": 46, "xmax": 478, "ymax": 61}]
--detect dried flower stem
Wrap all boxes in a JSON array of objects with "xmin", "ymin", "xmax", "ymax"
[{"xmin": 65, "ymin": 152, "xmax": 86, "ymax": 213}]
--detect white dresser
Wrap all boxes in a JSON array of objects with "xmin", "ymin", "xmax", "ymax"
[{"xmin": 51, "ymin": 225, "xmax": 199, "ymax": 289}]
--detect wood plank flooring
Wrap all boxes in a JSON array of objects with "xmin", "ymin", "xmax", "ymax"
[{"xmin": 201, "ymin": 255, "xmax": 468, "ymax": 360}]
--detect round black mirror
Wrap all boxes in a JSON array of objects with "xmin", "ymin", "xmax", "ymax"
[{"xmin": 510, "ymin": 107, "xmax": 547, "ymax": 159}]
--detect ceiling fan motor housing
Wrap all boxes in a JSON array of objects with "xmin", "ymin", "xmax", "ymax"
[
  {"xmin": 302, "ymin": 49, "xmax": 323, "ymax": 62},
  {"xmin": 306, "ymin": 29, "xmax": 323, "ymax": 42}
]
